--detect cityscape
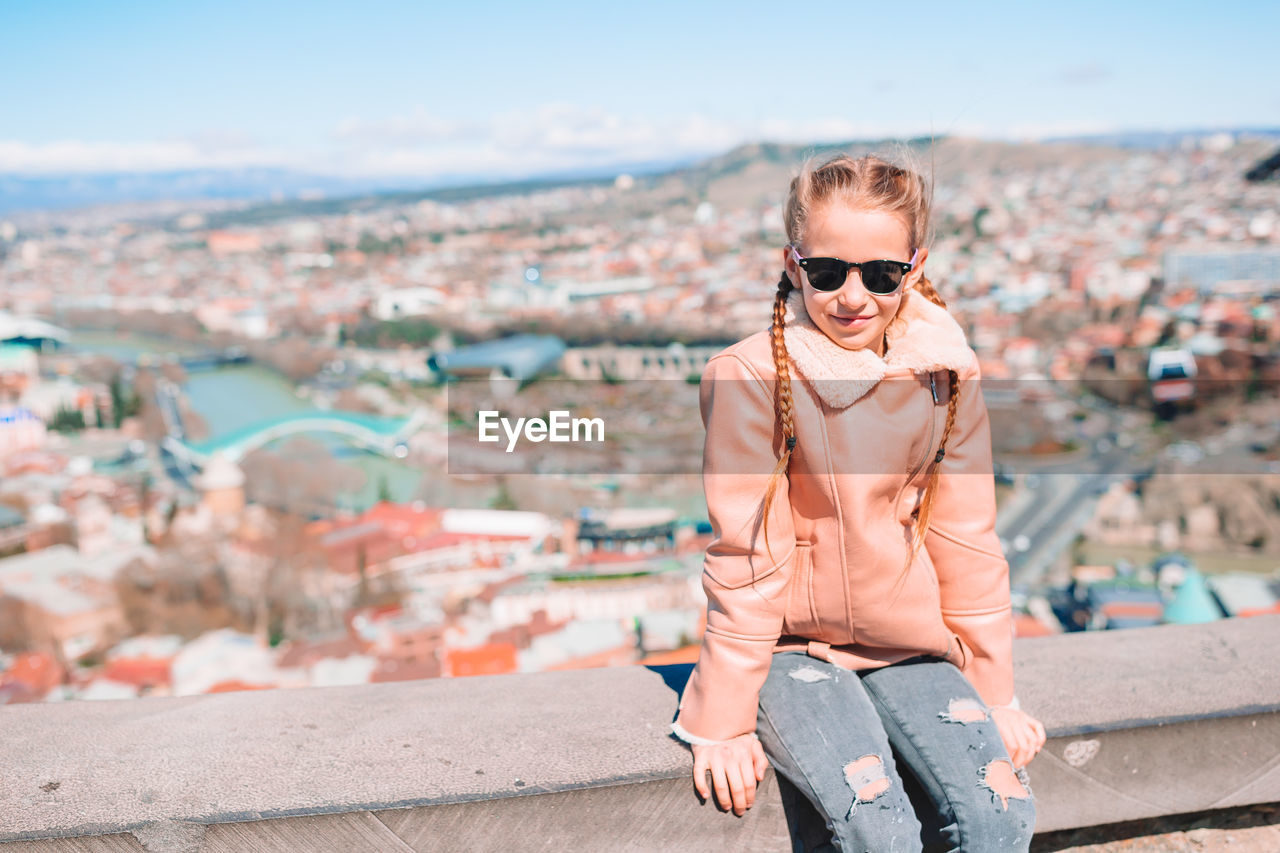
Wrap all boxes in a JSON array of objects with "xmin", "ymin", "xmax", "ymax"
[
  {"xmin": 6, "ymin": 1, "xmax": 1280, "ymax": 846},
  {"xmin": 2, "ymin": 132, "xmax": 1278, "ymax": 708}
]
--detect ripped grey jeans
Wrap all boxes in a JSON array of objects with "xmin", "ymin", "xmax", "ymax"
[{"xmin": 757, "ymin": 650, "xmax": 1035, "ymax": 853}]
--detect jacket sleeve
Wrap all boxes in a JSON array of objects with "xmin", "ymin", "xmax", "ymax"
[
  {"xmin": 673, "ymin": 352, "xmax": 797, "ymax": 743},
  {"xmin": 926, "ymin": 355, "xmax": 1017, "ymax": 708}
]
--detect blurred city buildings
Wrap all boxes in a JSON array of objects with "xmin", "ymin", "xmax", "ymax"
[{"xmin": 2, "ymin": 133, "xmax": 1280, "ymax": 704}]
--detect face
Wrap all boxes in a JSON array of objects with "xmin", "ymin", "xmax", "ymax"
[{"xmin": 783, "ymin": 204, "xmax": 929, "ymax": 356}]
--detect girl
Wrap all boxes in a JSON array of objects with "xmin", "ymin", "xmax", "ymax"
[{"xmin": 671, "ymin": 152, "xmax": 1047, "ymax": 851}]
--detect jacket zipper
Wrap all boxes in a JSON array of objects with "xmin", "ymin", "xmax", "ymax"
[
  {"xmin": 893, "ymin": 372, "xmax": 942, "ymax": 518},
  {"xmin": 910, "ymin": 372, "xmax": 941, "ymax": 482}
]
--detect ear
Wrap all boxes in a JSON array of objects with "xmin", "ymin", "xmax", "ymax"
[
  {"xmin": 905, "ymin": 246, "xmax": 929, "ymax": 289},
  {"xmin": 782, "ymin": 245, "xmax": 801, "ymax": 288}
]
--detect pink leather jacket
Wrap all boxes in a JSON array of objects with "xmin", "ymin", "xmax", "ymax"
[{"xmin": 673, "ymin": 288, "xmax": 1016, "ymax": 743}]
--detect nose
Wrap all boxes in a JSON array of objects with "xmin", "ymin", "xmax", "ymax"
[{"xmin": 835, "ymin": 271, "xmax": 871, "ymax": 313}]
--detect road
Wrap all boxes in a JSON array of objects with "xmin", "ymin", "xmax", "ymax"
[{"xmin": 993, "ymin": 393, "xmax": 1161, "ymax": 591}]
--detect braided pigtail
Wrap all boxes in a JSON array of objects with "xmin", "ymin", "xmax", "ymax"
[
  {"xmin": 901, "ymin": 274, "xmax": 962, "ymax": 579},
  {"xmin": 761, "ymin": 271, "xmax": 798, "ymax": 564}
]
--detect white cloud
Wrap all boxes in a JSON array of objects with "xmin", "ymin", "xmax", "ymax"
[
  {"xmin": 0, "ymin": 138, "xmax": 297, "ymax": 174},
  {"xmin": 0, "ymin": 105, "xmax": 1123, "ymax": 179},
  {"xmin": 332, "ymin": 107, "xmax": 479, "ymax": 144},
  {"xmin": 1000, "ymin": 119, "xmax": 1118, "ymax": 142},
  {"xmin": 335, "ymin": 105, "xmax": 947, "ymax": 179}
]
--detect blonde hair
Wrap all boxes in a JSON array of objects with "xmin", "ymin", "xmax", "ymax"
[{"xmin": 762, "ymin": 150, "xmax": 961, "ymax": 586}]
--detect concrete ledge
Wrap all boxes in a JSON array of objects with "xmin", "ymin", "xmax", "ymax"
[{"xmin": 2, "ymin": 615, "xmax": 1278, "ymax": 851}]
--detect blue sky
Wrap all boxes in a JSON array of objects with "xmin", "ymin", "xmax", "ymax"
[{"xmin": 2, "ymin": 0, "xmax": 1277, "ymax": 178}]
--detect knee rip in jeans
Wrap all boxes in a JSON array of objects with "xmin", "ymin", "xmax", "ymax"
[
  {"xmin": 978, "ymin": 759, "xmax": 1033, "ymax": 810},
  {"xmin": 787, "ymin": 665, "xmax": 832, "ymax": 683},
  {"xmin": 937, "ymin": 697, "xmax": 988, "ymax": 724},
  {"xmin": 843, "ymin": 754, "xmax": 892, "ymax": 819}
]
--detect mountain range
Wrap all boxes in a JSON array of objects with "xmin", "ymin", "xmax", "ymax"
[{"xmin": 2, "ymin": 128, "xmax": 1277, "ymax": 220}]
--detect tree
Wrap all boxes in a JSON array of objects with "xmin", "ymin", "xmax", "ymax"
[
  {"xmin": 138, "ymin": 472, "xmax": 153, "ymax": 543},
  {"xmin": 241, "ymin": 436, "xmax": 367, "ymax": 519},
  {"xmin": 49, "ymin": 405, "xmax": 85, "ymax": 433},
  {"xmin": 490, "ymin": 477, "xmax": 517, "ymax": 511}
]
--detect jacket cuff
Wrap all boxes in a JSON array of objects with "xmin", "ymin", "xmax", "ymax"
[
  {"xmin": 989, "ymin": 694, "xmax": 1021, "ymax": 711},
  {"xmin": 674, "ymin": 630, "xmax": 776, "ymax": 742},
  {"xmin": 943, "ymin": 607, "xmax": 1015, "ymax": 707},
  {"xmin": 670, "ymin": 721, "xmax": 758, "ymax": 746}
]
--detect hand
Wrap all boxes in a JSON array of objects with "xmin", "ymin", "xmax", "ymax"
[
  {"xmin": 990, "ymin": 705, "xmax": 1046, "ymax": 768},
  {"xmin": 690, "ymin": 733, "xmax": 770, "ymax": 816}
]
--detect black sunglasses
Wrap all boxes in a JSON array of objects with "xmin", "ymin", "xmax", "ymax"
[{"xmin": 789, "ymin": 246, "xmax": 920, "ymax": 295}]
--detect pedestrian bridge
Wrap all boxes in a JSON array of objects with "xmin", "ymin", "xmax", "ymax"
[{"xmin": 164, "ymin": 409, "xmax": 429, "ymax": 467}]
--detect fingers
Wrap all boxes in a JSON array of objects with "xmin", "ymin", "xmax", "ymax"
[
  {"xmin": 752, "ymin": 737, "xmax": 770, "ymax": 782},
  {"xmin": 993, "ymin": 707, "xmax": 1047, "ymax": 768},
  {"xmin": 710, "ymin": 753, "xmax": 733, "ymax": 813},
  {"xmin": 692, "ymin": 748, "xmax": 710, "ymax": 800},
  {"xmin": 724, "ymin": 760, "xmax": 751, "ymax": 816},
  {"xmin": 692, "ymin": 737, "xmax": 767, "ymax": 814},
  {"xmin": 1015, "ymin": 717, "xmax": 1045, "ymax": 767},
  {"xmin": 1013, "ymin": 729, "xmax": 1032, "ymax": 768},
  {"xmin": 1027, "ymin": 717, "xmax": 1046, "ymax": 764},
  {"xmin": 1013, "ymin": 715, "xmax": 1046, "ymax": 766},
  {"xmin": 995, "ymin": 712, "xmax": 1027, "ymax": 767},
  {"xmin": 742, "ymin": 752, "xmax": 759, "ymax": 810},
  {"xmin": 1007, "ymin": 722, "xmax": 1027, "ymax": 767}
]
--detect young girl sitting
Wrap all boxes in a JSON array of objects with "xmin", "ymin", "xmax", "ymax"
[{"xmin": 672, "ymin": 151, "xmax": 1047, "ymax": 852}]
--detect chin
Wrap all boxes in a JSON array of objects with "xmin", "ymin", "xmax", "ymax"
[
  {"xmin": 823, "ymin": 322, "xmax": 881, "ymax": 347},
  {"xmin": 829, "ymin": 330, "xmax": 875, "ymax": 350}
]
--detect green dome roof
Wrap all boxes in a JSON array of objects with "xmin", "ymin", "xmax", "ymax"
[{"xmin": 1162, "ymin": 567, "xmax": 1223, "ymax": 625}]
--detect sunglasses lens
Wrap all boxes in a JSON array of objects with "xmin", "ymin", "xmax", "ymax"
[
  {"xmin": 804, "ymin": 261, "xmax": 846, "ymax": 292},
  {"xmin": 862, "ymin": 262, "xmax": 905, "ymax": 295},
  {"xmin": 801, "ymin": 258, "xmax": 910, "ymax": 294}
]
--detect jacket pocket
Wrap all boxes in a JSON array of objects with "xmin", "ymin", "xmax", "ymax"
[
  {"xmin": 945, "ymin": 631, "xmax": 971, "ymax": 670},
  {"xmin": 781, "ymin": 542, "xmax": 820, "ymax": 637},
  {"xmin": 703, "ymin": 527, "xmax": 797, "ymax": 591}
]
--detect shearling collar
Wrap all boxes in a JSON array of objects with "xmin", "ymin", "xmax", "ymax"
[{"xmin": 781, "ymin": 287, "xmax": 976, "ymax": 409}]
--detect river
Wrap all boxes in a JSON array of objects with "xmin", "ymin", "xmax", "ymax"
[{"xmin": 69, "ymin": 331, "xmax": 422, "ymax": 512}]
